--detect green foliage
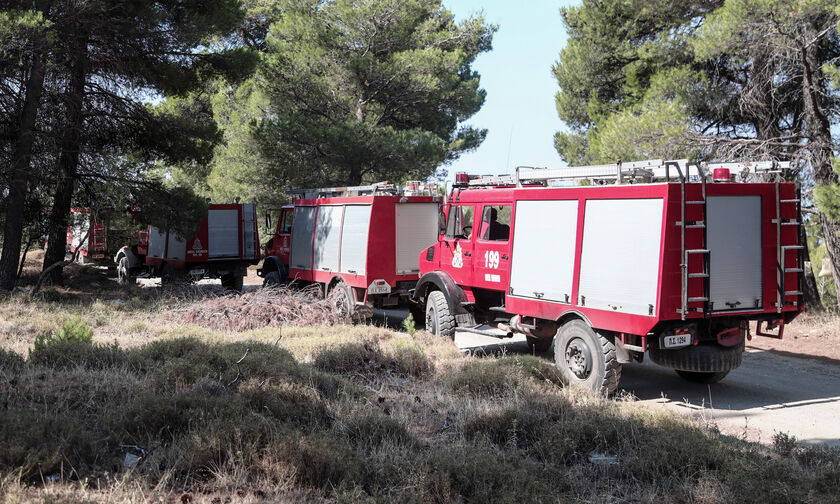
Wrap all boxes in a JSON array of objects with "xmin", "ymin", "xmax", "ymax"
[
  {"xmin": 32, "ymin": 316, "xmax": 92, "ymax": 352},
  {"xmin": 401, "ymin": 313, "xmax": 416, "ymax": 336},
  {"xmin": 203, "ymin": 0, "xmax": 496, "ymax": 203}
]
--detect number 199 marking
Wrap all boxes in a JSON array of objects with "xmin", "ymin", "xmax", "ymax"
[{"xmin": 484, "ymin": 250, "xmax": 500, "ymax": 269}]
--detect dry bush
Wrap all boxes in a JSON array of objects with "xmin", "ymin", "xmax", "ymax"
[{"xmin": 180, "ymin": 286, "xmax": 348, "ymax": 331}]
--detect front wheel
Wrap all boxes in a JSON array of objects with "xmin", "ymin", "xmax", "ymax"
[
  {"xmin": 553, "ymin": 320, "xmax": 621, "ymax": 396},
  {"xmin": 263, "ymin": 270, "xmax": 283, "ymax": 287},
  {"xmin": 425, "ymin": 290, "xmax": 455, "ymax": 340}
]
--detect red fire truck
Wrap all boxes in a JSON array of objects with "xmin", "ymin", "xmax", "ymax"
[
  {"xmin": 66, "ymin": 209, "xmax": 133, "ymax": 266},
  {"xmin": 114, "ymin": 202, "xmax": 261, "ymax": 291},
  {"xmin": 258, "ymin": 182, "xmax": 440, "ymax": 318},
  {"xmin": 413, "ymin": 159, "xmax": 803, "ymax": 394}
]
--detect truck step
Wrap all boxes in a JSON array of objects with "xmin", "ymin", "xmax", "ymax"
[
  {"xmin": 688, "ymin": 273, "xmax": 709, "ymax": 278},
  {"xmin": 784, "ymin": 268, "xmax": 804, "ymax": 273},
  {"xmin": 780, "ymin": 199, "xmax": 800, "ymax": 204},
  {"xmin": 488, "ymin": 306, "xmax": 507, "ymax": 313},
  {"xmin": 687, "ymin": 297, "xmax": 709, "ymax": 302},
  {"xmin": 686, "ymin": 249, "xmax": 710, "ymax": 254},
  {"xmin": 458, "ymin": 324, "xmax": 513, "ymax": 339},
  {"xmin": 784, "ymin": 291, "xmax": 803, "ymax": 296},
  {"xmin": 685, "ymin": 200, "xmax": 706, "ymax": 205}
]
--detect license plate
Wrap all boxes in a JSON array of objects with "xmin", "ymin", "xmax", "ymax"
[
  {"xmin": 368, "ymin": 285, "xmax": 389, "ymax": 295},
  {"xmin": 663, "ymin": 334, "xmax": 692, "ymax": 349},
  {"xmin": 190, "ymin": 268, "xmax": 206, "ymax": 276}
]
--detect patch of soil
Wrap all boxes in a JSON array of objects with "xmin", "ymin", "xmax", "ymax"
[{"xmin": 747, "ymin": 312, "xmax": 840, "ymax": 363}]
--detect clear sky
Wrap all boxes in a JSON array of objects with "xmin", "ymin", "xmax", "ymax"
[{"xmin": 443, "ymin": 0, "xmax": 578, "ymax": 179}]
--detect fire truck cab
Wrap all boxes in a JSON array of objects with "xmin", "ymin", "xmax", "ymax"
[{"xmin": 414, "ymin": 159, "xmax": 803, "ymax": 394}]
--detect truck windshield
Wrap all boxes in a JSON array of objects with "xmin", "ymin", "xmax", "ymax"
[{"xmin": 446, "ymin": 205, "xmax": 474, "ymax": 239}]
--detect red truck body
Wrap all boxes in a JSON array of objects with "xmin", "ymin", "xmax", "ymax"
[
  {"xmin": 413, "ymin": 161, "xmax": 803, "ymax": 393},
  {"xmin": 259, "ymin": 188, "xmax": 440, "ymax": 315}
]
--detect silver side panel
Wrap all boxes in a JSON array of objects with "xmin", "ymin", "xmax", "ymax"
[
  {"xmin": 71, "ymin": 213, "xmax": 89, "ymax": 250},
  {"xmin": 290, "ymin": 206, "xmax": 316, "ymax": 270},
  {"xmin": 166, "ymin": 233, "xmax": 186, "ymax": 261},
  {"xmin": 148, "ymin": 226, "xmax": 166, "ymax": 259},
  {"xmin": 395, "ymin": 202, "xmax": 439, "ymax": 275},
  {"xmin": 707, "ymin": 195, "xmax": 762, "ymax": 311},
  {"xmin": 208, "ymin": 209, "xmax": 240, "ymax": 258},
  {"xmin": 510, "ymin": 199, "xmax": 578, "ymax": 302},
  {"xmin": 313, "ymin": 205, "xmax": 344, "ymax": 272},
  {"xmin": 340, "ymin": 205, "xmax": 371, "ymax": 275},
  {"xmin": 578, "ymin": 198, "xmax": 664, "ymax": 316},
  {"xmin": 241, "ymin": 203, "xmax": 257, "ymax": 260}
]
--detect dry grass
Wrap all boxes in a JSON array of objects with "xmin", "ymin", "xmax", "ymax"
[{"xmin": 0, "ymin": 263, "xmax": 839, "ymax": 502}]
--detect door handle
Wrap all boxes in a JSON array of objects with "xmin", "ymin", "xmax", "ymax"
[
  {"xmin": 501, "ymin": 254, "xmax": 509, "ymax": 260},
  {"xmin": 463, "ymin": 252, "xmax": 472, "ymax": 257}
]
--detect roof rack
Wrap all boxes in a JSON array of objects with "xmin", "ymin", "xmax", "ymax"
[
  {"xmin": 287, "ymin": 181, "xmax": 398, "ymax": 199},
  {"xmin": 461, "ymin": 159, "xmax": 791, "ymax": 188}
]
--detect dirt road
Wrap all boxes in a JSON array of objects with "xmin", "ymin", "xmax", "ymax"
[{"xmin": 454, "ymin": 330, "xmax": 840, "ymax": 447}]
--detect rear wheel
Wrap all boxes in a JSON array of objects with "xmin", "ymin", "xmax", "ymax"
[
  {"xmin": 425, "ymin": 290, "xmax": 455, "ymax": 340},
  {"xmin": 160, "ymin": 263, "xmax": 177, "ymax": 285},
  {"xmin": 553, "ymin": 320, "xmax": 621, "ymax": 396},
  {"xmin": 221, "ymin": 273, "xmax": 244, "ymax": 292},
  {"xmin": 117, "ymin": 256, "xmax": 132, "ymax": 286},
  {"xmin": 675, "ymin": 370, "xmax": 730, "ymax": 384},
  {"xmin": 328, "ymin": 282, "xmax": 355, "ymax": 320},
  {"xmin": 648, "ymin": 340, "xmax": 744, "ymax": 374},
  {"xmin": 263, "ymin": 270, "xmax": 283, "ymax": 287}
]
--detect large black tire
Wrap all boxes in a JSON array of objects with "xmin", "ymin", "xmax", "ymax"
[
  {"xmin": 553, "ymin": 320, "xmax": 621, "ymax": 396},
  {"xmin": 675, "ymin": 370, "xmax": 730, "ymax": 384},
  {"xmin": 221, "ymin": 274, "xmax": 244, "ymax": 292},
  {"xmin": 648, "ymin": 340, "xmax": 744, "ymax": 374},
  {"xmin": 425, "ymin": 290, "xmax": 455, "ymax": 340},
  {"xmin": 160, "ymin": 263, "xmax": 177, "ymax": 285},
  {"xmin": 328, "ymin": 282, "xmax": 355, "ymax": 321},
  {"xmin": 117, "ymin": 256, "xmax": 132, "ymax": 286},
  {"xmin": 263, "ymin": 270, "xmax": 283, "ymax": 287}
]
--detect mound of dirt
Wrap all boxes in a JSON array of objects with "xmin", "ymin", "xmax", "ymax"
[{"xmin": 181, "ymin": 287, "xmax": 348, "ymax": 331}]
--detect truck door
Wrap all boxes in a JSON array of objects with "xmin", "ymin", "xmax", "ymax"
[
  {"xmin": 267, "ymin": 208, "xmax": 293, "ymax": 266},
  {"xmin": 473, "ymin": 204, "xmax": 512, "ymax": 291},
  {"xmin": 438, "ymin": 203, "xmax": 475, "ymax": 286}
]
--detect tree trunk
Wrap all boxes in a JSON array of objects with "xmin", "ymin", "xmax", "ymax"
[
  {"xmin": 0, "ymin": 18, "xmax": 48, "ymax": 291},
  {"xmin": 42, "ymin": 31, "xmax": 88, "ymax": 285},
  {"xmin": 800, "ymin": 44, "xmax": 840, "ymax": 309}
]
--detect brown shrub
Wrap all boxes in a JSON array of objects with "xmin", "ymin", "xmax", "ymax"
[{"xmin": 180, "ymin": 287, "xmax": 348, "ymax": 331}]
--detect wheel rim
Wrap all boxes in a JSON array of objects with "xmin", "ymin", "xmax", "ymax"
[
  {"xmin": 426, "ymin": 306, "xmax": 437, "ymax": 335},
  {"xmin": 565, "ymin": 337, "xmax": 593, "ymax": 380}
]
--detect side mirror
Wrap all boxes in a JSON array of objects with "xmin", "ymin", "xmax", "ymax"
[{"xmin": 265, "ymin": 212, "xmax": 272, "ymax": 231}]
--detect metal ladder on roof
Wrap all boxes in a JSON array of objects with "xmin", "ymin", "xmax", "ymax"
[
  {"xmin": 462, "ymin": 158, "xmax": 791, "ymax": 187},
  {"xmin": 287, "ymin": 181, "xmax": 398, "ymax": 199}
]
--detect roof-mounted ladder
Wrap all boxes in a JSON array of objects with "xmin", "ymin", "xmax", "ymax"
[
  {"xmin": 462, "ymin": 159, "xmax": 792, "ymax": 188},
  {"xmin": 287, "ymin": 181, "xmax": 398, "ymax": 199}
]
